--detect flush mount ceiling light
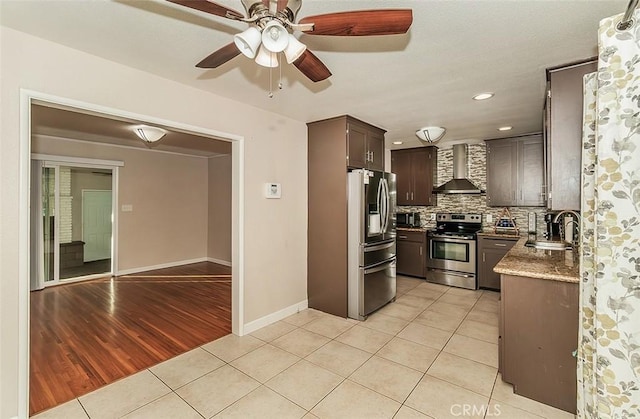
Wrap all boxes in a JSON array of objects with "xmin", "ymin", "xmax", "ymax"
[
  {"xmin": 473, "ymin": 92, "xmax": 495, "ymax": 101},
  {"xmin": 415, "ymin": 126, "xmax": 446, "ymax": 143},
  {"xmin": 498, "ymin": 126, "xmax": 513, "ymax": 131},
  {"xmin": 133, "ymin": 125, "xmax": 167, "ymax": 143}
]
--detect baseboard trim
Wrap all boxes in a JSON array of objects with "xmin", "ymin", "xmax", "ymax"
[
  {"xmin": 206, "ymin": 257, "xmax": 232, "ymax": 267},
  {"xmin": 243, "ymin": 299, "xmax": 309, "ymax": 335},
  {"xmin": 116, "ymin": 257, "xmax": 209, "ymax": 276}
]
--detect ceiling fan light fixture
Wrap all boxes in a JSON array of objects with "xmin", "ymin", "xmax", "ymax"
[
  {"xmin": 133, "ymin": 125, "xmax": 167, "ymax": 143},
  {"xmin": 283, "ymin": 34, "xmax": 306, "ymax": 64},
  {"xmin": 261, "ymin": 20, "xmax": 289, "ymax": 53},
  {"xmin": 415, "ymin": 126, "xmax": 446, "ymax": 143},
  {"xmin": 234, "ymin": 26, "xmax": 262, "ymax": 58},
  {"xmin": 254, "ymin": 44, "xmax": 279, "ymax": 67}
]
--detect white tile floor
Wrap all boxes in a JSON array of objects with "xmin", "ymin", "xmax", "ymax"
[{"xmin": 32, "ymin": 276, "xmax": 576, "ymax": 419}]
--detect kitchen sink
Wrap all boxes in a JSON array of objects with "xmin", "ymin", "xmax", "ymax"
[{"xmin": 525, "ymin": 240, "xmax": 573, "ymax": 251}]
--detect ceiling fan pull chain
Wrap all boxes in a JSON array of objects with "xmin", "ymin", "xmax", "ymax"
[
  {"xmin": 278, "ymin": 53, "xmax": 283, "ymax": 90},
  {"xmin": 268, "ymin": 61, "xmax": 274, "ymax": 98}
]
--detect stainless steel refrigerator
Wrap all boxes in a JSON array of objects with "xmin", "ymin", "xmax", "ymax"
[{"xmin": 347, "ymin": 169, "xmax": 397, "ymax": 320}]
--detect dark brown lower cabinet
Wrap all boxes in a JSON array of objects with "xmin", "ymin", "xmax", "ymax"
[
  {"xmin": 396, "ymin": 230, "xmax": 426, "ymax": 278},
  {"xmin": 500, "ymin": 274, "xmax": 579, "ymax": 414},
  {"xmin": 477, "ymin": 236, "xmax": 518, "ymax": 290}
]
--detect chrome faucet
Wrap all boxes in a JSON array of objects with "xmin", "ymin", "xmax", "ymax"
[{"xmin": 553, "ymin": 210, "xmax": 581, "ymax": 247}]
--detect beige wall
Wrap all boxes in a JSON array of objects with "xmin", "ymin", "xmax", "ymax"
[
  {"xmin": 70, "ymin": 169, "xmax": 113, "ymax": 242},
  {"xmin": 33, "ymin": 137, "xmax": 210, "ymax": 270},
  {"xmin": 1, "ymin": 27, "xmax": 308, "ymax": 417},
  {"xmin": 208, "ymin": 155, "xmax": 232, "ymax": 264}
]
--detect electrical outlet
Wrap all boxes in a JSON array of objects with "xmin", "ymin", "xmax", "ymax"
[
  {"xmin": 486, "ymin": 214, "xmax": 493, "ymax": 223},
  {"xmin": 430, "ymin": 213, "xmax": 436, "ymax": 221}
]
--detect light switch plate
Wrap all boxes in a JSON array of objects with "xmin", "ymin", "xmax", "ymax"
[
  {"xmin": 121, "ymin": 204, "xmax": 133, "ymax": 212},
  {"xmin": 265, "ymin": 183, "xmax": 281, "ymax": 199},
  {"xmin": 486, "ymin": 214, "xmax": 493, "ymax": 223}
]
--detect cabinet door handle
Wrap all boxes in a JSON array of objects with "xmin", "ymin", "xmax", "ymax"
[
  {"xmin": 495, "ymin": 243, "xmax": 507, "ymax": 247},
  {"xmin": 370, "ymin": 151, "xmax": 374, "ymax": 162},
  {"xmin": 398, "ymin": 235, "xmax": 408, "ymax": 239},
  {"xmin": 411, "ymin": 192, "xmax": 414, "ymax": 200},
  {"xmin": 406, "ymin": 192, "xmax": 409, "ymax": 200},
  {"xmin": 483, "ymin": 253, "xmax": 485, "ymax": 262},
  {"xmin": 420, "ymin": 246, "xmax": 423, "ymax": 256}
]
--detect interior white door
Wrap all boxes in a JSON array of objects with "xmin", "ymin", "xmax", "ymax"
[{"xmin": 82, "ymin": 190, "xmax": 112, "ymax": 262}]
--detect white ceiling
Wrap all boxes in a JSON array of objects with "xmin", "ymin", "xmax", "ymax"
[{"xmin": 1, "ymin": 0, "xmax": 626, "ymax": 150}]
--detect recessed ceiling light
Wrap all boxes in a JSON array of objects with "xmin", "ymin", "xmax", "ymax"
[
  {"xmin": 393, "ymin": 141, "xmax": 403, "ymax": 145},
  {"xmin": 473, "ymin": 92, "xmax": 494, "ymax": 101},
  {"xmin": 498, "ymin": 126, "xmax": 513, "ymax": 131}
]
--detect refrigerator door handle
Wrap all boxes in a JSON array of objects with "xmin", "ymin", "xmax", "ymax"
[
  {"xmin": 363, "ymin": 240, "xmax": 395, "ymax": 252},
  {"xmin": 380, "ymin": 178, "xmax": 389, "ymax": 233},
  {"xmin": 363, "ymin": 258, "xmax": 396, "ymax": 274},
  {"xmin": 379, "ymin": 178, "xmax": 386, "ymax": 233},
  {"xmin": 376, "ymin": 177, "xmax": 384, "ymax": 234}
]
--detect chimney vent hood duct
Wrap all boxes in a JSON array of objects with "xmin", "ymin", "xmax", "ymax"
[{"xmin": 433, "ymin": 144, "xmax": 484, "ymax": 194}]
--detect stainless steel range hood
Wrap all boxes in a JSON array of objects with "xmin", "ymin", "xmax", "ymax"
[{"xmin": 433, "ymin": 144, "xmax": 484, "ymax": 194}]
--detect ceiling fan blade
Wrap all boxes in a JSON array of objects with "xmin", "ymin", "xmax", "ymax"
[
  {"xmin": 167, "ymin": 0, "xmax": 245, "ymax": 20},
  {"xmin": 196, "ymin": 43, "xmax": 241, "ymax": 68},
  {"xmin": 299, "ymin": 9, "xmax": 413, "ymax": 36},
  {"xmin": 293, "ymin": 50, "xmax": 332, "ymax": 82}
]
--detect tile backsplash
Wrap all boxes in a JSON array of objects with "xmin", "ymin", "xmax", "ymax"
[{"xmin": 398, "ymin": 143, "xmax": 548, "ymax": 237}]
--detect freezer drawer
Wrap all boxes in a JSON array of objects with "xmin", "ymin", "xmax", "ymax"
[
  {"xmin": 361, "ymin": 239, "xmax": 396, "ymax": 267},
  {"xmin": 348, "ymin": 258, "xmax": 396, "ymax": 321}
]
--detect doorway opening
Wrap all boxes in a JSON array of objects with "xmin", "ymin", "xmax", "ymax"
[{"xmin": 19, "ymin": 91, "xmax": 245, "ymax": 418}]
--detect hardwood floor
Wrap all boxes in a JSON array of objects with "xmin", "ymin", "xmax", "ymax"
[{"xmin": 30, "ymin": 262, "xmax": 232, "ymax": 415}]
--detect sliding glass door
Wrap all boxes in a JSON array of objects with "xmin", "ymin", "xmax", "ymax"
[{"xmin": 33, "ymin": 162, "xmax": 114, "ymax": 287}]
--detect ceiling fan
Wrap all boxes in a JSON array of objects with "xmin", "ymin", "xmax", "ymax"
[{"xmin": 168, "ymin": 0, "xmax": 413, "ymax": 82}]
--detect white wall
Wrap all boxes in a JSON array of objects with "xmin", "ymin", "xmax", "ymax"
[
  {"xmin": 208, "ymin": 155, "xmax": 232, "ymax": 264},
  {"xmin": 0, "ymin": 27, "xmax": 308, "ymax": 418}
]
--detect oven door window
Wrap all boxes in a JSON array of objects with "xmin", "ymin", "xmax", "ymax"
[{"xmin": 431, "ymin": 241, "xmax": 469, "ymax": 262}]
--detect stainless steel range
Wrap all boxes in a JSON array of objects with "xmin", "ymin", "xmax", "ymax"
[{"xmin": 426, "ymin": 213, "xmax": 482, "ymax": 290}]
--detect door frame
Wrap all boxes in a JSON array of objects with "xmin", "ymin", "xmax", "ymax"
[{"xmin": 18, "ymin": 89, "xmax": 245, "ymax": 419}]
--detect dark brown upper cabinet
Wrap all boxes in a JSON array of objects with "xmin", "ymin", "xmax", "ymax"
[
  {"xmin": 346, "ymin": 117, "xmax": 385, "ymax": 171},
  {"xmin": 391, "ymin": 147, "xmax": 438, "ymax": 206},
  {"xmin": 545, "ymin": 60, "xmax": 597, "ymax": 210},
  {"xmin": 486, "ymin": 134, "xmax": 545, "ymax": 207}
]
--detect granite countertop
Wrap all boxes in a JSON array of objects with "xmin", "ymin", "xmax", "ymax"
[
  {"xmin": 396, "ymin": 227, "xmax": 428, "ymax": 232},
  {"xmin": 493, "ymin": 237, "xmax": 579, "ymax": 283},
  {"xmin": 476, "ymin": 231, "xmax": 522, "ymax": 239}
]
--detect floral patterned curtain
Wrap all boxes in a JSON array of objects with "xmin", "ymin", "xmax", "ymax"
[{"xmin": 577, "ymin": 8, "xmax": 640, "ymax": 418}]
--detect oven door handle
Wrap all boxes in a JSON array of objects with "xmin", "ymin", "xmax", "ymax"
[
  {"xmin": 426, "ymin": 268, "xmax": 474, "ymax": 278},
  {"xmin": 428, "ymin": 236, "xmax": 474, "ymax": 244}
]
